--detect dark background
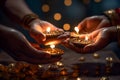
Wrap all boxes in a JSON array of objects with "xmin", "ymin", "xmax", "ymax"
[{"xmin": 25, "ymin": 0, "xmax": 120, "ymax": 30}]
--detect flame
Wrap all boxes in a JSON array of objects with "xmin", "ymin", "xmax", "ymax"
[
  {"xmin": 74, "ymin": 27, "xmax": 79, "ymax": 34},
  {"xmin": 47, "ymin": 27, "xmax": 51, "ymax": 33},
  {"xmin": 85, "ymin": 35, "xmax": 88, "ymax": 41},
  {"xmin": 50, "ymin": 44, "xmax": 55, "ymax": 49},
  {"xmin": 77, "ymin": 77, "xmax": 81, "ymax": 80}
]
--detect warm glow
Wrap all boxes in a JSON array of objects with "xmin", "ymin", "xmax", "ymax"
[
  {"xmin": 50, "ymin": 44, "xmax": 55, "ymax": 49},
  {"xmin": 108, "ymin": 10, "xmax": 113, "ymax": 14},
  {"xmin": 56, "ymin": 61, "xmax": 63, "ymax": 66},
  {"xmin": 47, "ymin": 27, "xmax": 51, "ymax": 33},
  {"xmin": 63, "ymin": 23, "xmax": 70, "ymax": 31},
  {"xmin": 64, "ymin": 0, "xmax": 72, "ymax": 6},
  {"xmin": 45, "ymin": 40, "xmax": 61, "ymax": 45},
  {"xmin": 74, "ymin": 27, "xmax": 79, "ymax": 34},
  {"xmin": 106, "ymin": 57, "xmax": 113, "ymax": 62},
  {"xmin": 34, "ymin": 24, "xmax": 42, "ymax": 32},
  {"xmin": 38, "ymin": 65, "xmax": 42, "ymax": 68},
  {"xmin": 85, "ymin": 35, "xmax": 88, "ymax": 41},
  {"xmin": 77, "ymin": 77, "xmax": 81, "ymax": 80},
  {"xmin": 54, "ymin": 13, "xmax": 62, "ymax": 21},
  {"xmin": 42, "ymin": 4, "xmax": 50, "ymax": 12}
]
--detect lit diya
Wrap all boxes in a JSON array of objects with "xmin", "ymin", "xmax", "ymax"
[
  {"xmin": 43, "ymin": 27, "xmax": 64, "ymax": 45},
  {"xmin": 42, "ymin": 44, "xmax": 64, "ymax": 57},
  {"xmin": 70, "ymin": 27, "xmax": 80, "ymax": 38},
  {"xmin": 70, "ymin": 34, "xmax": 93, "ymax": 48}
]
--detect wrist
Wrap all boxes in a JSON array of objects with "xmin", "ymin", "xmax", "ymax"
[
  {"xmin": 21, "ymin": 14, "xmax": 39, "ymax": 30},
  {"xmin": 103, "ymin": 9, "xmax": 120, "ymax": 26}
]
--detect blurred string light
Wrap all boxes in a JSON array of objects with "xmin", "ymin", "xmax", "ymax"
[
  {"xmin": 54, "ymin": 13, "xmax": 62, "ymax": 21},
  {"xmin": 42, "ymin": 4, "xmax": 50, "ymax": 12},
  {"xmin": 63, "ymin": 23, "xmax": 71, "ymax": 31},
  {"xmin": 64, "ymin": 0, "xmax": 72, "ymax": 6}
]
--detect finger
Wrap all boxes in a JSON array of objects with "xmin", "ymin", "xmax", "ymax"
[
  {"xmin": 84, "ymin": 36, "xmax": 109, "ymax": 53},
  {"xmin": 19, "ymin": 38, "xmax": 52, "ymax": 59},
  {"xmin": 30, "ymin": 42, "xmax": 42, "ymax": 49},
  {"xmin": 87, "ymin": 29, "xmax": 101, "ymax": 39},
  {"xmin": 57, "ymin": 32, "xmax": 70, "ymax": 39},
  {"xmin": 56, "ymin": 28, "xmax": 64, "ymax": 32},
  {"xmin": 97, "ymin": 19, "xmax": 111, "ymax": 29},
  {"xmin": 77, "ymin": 18, "xmax": 87, "ymax": 32},
  {"xmin": 7, "ymin": 46, "xmax": 62, "ymax": 64},
  {"xmin": 22, "ymin": 47, "xmax": 51, "ymax": 59},
  {"xmin": 30, "ymin": 27, "xmax": 46, "ymax": 42},
  {"xmin": 62, "ymin": 39, "xmax": 83, "ymax": 53}
]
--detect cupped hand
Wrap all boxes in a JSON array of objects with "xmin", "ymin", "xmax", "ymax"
[
  {"xmin": 77, "ymin": 15, "xmax": 111, "ymax": 33},
  {"xmin": 28, "ymin": 19, "xmax": 64, "ymax": 44},
  {"xmin": 0, "ymin": 25, "xmax": 61, "ymax": 64},
  {"xmin": 83, "ymin": 27, "xmax": 117, "ymax": 53},
  {"xmin": 63, "ymin": 27, "xmax": 117, "ymax": 53}
]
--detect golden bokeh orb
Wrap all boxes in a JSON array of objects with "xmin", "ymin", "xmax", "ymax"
[
  {"xmin": 63, "ymin": 23, "xmax": 71, "ymax": 31},
  {"xmin": 64, "ymin": 0, "xmax": 72, "ymax": 6},
  {"xmin": 54, "ymin": 13, "xmax": 62, "ymax": 21},
  {"xmin": 42, "ymin": 4, "xmax": 50, "ymax": 12}
]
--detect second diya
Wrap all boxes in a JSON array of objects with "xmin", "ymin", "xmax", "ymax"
[
  {"xmin": 43, "ymin": 28, "xmax": 64, "ymax": 45},
  {"xmin": 69, "ymin": 37, "xmax": 93, "ymax": 48}
]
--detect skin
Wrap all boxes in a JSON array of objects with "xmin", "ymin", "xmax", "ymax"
[
  {"xmin": 63, "ymin": 27, "xmax": 117, "ymax": 53},
  {"xmin": 4, "ymin": 0, "xmax": 64, "ymax": 44},
  {"xmin": 77, "ymin": 15, "xmax": 112, "ymax": 33},
  {"xmin": 0, "ymin": 25, "xmax": 61, "ymax": 64},
  {"xmin": 0, "ymin": 0, "xmax": 65, "ymax": 64},
  {"xmin": 29, "ymin": 19, "xmax": 63, "ymax": 43},
  {"xmin": 62, "ymin": 15, "xmax": 117, "ymax": 53}
]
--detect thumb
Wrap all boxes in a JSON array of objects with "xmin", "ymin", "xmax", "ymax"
[
  {"xmin": 83, "ymin": 37, "xmax": 108, "ymax": 53},
  {"xmin": 30, "ymin": 30, "xmax": 46, "ymax": 43}
]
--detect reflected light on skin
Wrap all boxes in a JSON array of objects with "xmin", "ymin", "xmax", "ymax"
[
  {"xmin": 45, "ymin": 40, "xmax": 61, "ymax": 45},
  {"xmin": 33, "ymin": 24, "xmax": 42, "ymax": 32}
]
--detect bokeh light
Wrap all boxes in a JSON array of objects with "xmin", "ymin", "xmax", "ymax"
[
  {"xmin": 54, "ymin": 13, "xmax": 62, "ymax": 21},
  {"xmin": 63, "ymin": 23, "xmax": 71, "ymax": 31},
  {"xmin": 64, "ymin": 0, "xmax": 72, "ymax": 6},
  {"xmin": 42, "ymin": 4, "xmax": 50, "ymax": 12}
]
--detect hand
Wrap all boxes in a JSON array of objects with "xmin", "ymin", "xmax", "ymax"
[
  {"xmin": 0, "ymin": 25, "xmax": 61, "ymax": 64},
  {"xmin": 83, "ymin": 27, "xmax": 117, "ymax": 53},
  {"xmin": 28, "ymin": 19, "xmax": 64, "ymax": 44},
  {"xmin": 77, "ymin": 15, "xmax": 111, "ymax": 33},
  {"xmin": 63, "ymin": 27, "xmax": 117, "ymax": 53}
]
